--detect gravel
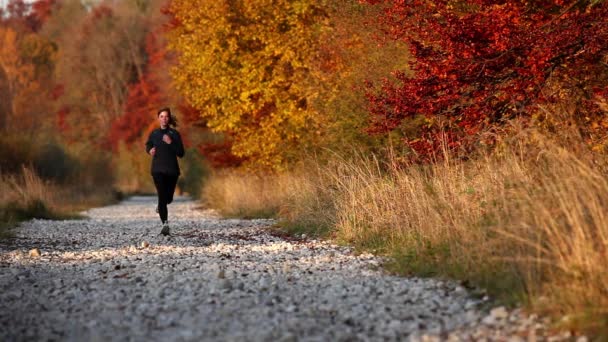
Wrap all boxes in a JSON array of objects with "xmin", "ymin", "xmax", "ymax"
[{"xmin": 0, "ymin": 196, "xmax": 579, "ymax": 341}]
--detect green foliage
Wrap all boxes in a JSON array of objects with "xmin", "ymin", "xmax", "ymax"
[
  {"xmin": 0, "ymin": 134, "xmax": 119, "ymax": 196},
  {"xmin": 0, "ymin": 134, "xmax": 80, "ymax": 183},
  {"xmin": 0, "ymin": 134, "xmax": 34, "ymax": 174},
  {"xmin": 273, "ymin": 219, "xmax": 333, "ymax": 239},
  {"xmin": 1, "ymin": 199, "xmax": 54, "ymax": 222}
]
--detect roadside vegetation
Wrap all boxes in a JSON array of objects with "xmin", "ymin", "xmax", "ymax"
[
  {"xmin": 202, "ymin": 128, "xmax": 608, "ymax": 336},
  {"xmin": 0, "ymin": 136, "xmax": 118, "ymax": 237}
]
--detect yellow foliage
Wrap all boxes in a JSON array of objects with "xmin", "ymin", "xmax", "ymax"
[{"xmin": 167, "ymin": 0, "xmax": 333, "ymax": 169}]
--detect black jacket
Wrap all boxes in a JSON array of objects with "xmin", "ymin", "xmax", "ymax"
[{"xmin": 145, "ymin": 128, "xmax": 185, "ymax": 175}]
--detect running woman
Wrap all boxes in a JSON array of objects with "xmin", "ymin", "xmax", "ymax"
[{"xmin": 145, "ymin": 107, "xmax": 185, "ymax": 236}]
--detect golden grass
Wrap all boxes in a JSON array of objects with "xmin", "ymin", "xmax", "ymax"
[
  {"xmin": 0, "ymin": 166, "xmax": 117, "ymax": 237},
  {"xmin": 0, "ymin": 166, "xmax": 52, "ymax": 206},
  {"xmin": 202, "ymin": 132, "xmax": 608, "ymax": 336},
  {"xmin": 202, "ymin": 170, "xmax": 312, "ymax": 219},
  {"xmin": 322, "ymin": 140, "xmax": 608, "ymax": 334},
  {"xmin": 1, "ymin": 167, "xmax": 55, "ymax": 236}
]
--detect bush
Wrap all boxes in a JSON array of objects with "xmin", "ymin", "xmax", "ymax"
[
  {"xmin": 0, "ymin": 137, "xmax": 119, "ymax": 238},
  {"xmin": 33, "ymin": 142, "xmax": 77, "ymax": 183}
]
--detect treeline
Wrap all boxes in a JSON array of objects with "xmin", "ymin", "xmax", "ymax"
[
  {"xmin": 0, "ymin": 0, "xmax": 213, "ymax": 198},
  {"xmin": 7, "ymin": 0, "xmax": 604, "ymax": 187},
  {"xmin": 2, "ymin": 0, "xmax": 607, "ymax": 194},
  {"xmin": 167, "ymin": 0, "xmax": 608, "ymax": 167},
  {"xmin": 0, "ymin": 0, "xmax": 208, "ymax": 228}
]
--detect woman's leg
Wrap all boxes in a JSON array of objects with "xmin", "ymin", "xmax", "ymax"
[
  {"xmin": 166, "ymin": 174, "xmax": 179, "ymax": 204},
  {"xmin": 152, "ymin": 173, "xmax": 169, "ymax": 223}
]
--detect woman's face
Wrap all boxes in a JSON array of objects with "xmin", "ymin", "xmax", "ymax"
[{"xmin": 158, "ymin": 111, "xmax": 170, "ymax": 128}]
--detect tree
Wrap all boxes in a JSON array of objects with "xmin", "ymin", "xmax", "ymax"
[
  {"xmin": 0, "ymin": 26, "xmax": 56, "ymax": 135},
  {"xmin": 0, "ymin": 0, "xmax": 57, "ymax": 134},
  {"xmin": 52, "ymin": 1, "xmax": 150, "ymax": 144},
  {"xmin": 166, "ymin": 0, "xmax": 335, "ymax": 169},
  {"xmin": 108, "ymin": 30, "xmax": 166, "ymax": 148},
  {"xmin": 311, "ymin": 2, "xmax": 410, "ymax": 157},
  {"xmin": 364, "ymin": 0, "xmax": 608, "ymax": 159}
]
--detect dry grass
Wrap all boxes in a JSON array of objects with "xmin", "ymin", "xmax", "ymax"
[
  {"xmin": 201, "ymin": 134, "xmax": 608, "ymax": 335},
  {"xmin": 202, "ymin": 170, "xmax": 313, "ymax": 219},
  {"xmin": 0, "ymin": 166, "xmax": 117, "ymax": 237},
  {"xmin": 1, "ymin": 167, "xmax": 56, "ymax": 236},
  {"xmin": 0, "ymin": 166, "xmax": 52, "ymax": 205}
]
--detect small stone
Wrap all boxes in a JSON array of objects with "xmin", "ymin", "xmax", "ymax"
[
  {"xmin": 482, "ymin": 315, "xmax": 496, "ymax": 326},
  {"xmin": 140, "ymin": 241, "xmax": 150, "ymax": 248},
  {"xmin": 507, "ymin": 337, "xmax": 525, "ymax": 342},
  {"xmin": 278, "ymin": 333, "xmax": 297, "ymax": 342},
  {"xmin": 490, "ymin": 306, "xmax": 508, "ymax": 320},
  {"xmin": 218, "ymin": 269, "xmax": 225, "ymax": 279},
  {"xmin": 258, "ymin": 277, "xmax": 270, "ymax": 290},
  {"xmin": 29, "ymin": 248, "xmax": 41, "ymax": 258},
  {"xmin": 220, "ymin": 279, "xmax": 233, "ymax": 291}
]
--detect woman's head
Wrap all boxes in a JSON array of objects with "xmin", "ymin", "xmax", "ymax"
[{"xmin": 157, "ymin": 107, "xmax": 178, "ymax": 128}]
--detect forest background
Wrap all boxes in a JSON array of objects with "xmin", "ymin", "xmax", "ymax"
[{"xmin": 1, "ymin": 0, "xmax": 608, "ymax": 336}]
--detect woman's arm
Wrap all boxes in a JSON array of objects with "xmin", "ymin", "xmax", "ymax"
[
  {"xmin": 145, "ymin": 131, "xmax": 155, "ymax": 154},
  {"xmin": 171, "ymin": 131, "xmax": 185, "ymax": 158}
]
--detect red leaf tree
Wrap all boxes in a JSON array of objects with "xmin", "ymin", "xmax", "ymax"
[
  {"xmin": 364, "ymin": 0, "xmax": 608, "ymax": 159},
  {"xmin": 108, "ymin": 31, "xmax": 164, "ymax": 148}
]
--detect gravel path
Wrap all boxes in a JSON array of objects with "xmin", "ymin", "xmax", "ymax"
[{"xmin": 0, "ymin": 196, "xmax": 577, "ymax": 341}]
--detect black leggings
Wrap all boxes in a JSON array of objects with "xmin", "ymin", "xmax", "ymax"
[{"xmin": 152, "ymin": 173, "xmax": 179, "ymax": 223}]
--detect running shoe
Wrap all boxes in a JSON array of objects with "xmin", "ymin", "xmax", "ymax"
[{"xmin": 160, "ymin": 222, "xmax": 170, "ymax": 236}]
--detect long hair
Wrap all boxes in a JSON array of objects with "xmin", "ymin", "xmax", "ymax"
[{"xmin": 157, "ymin": 107, "xmax": 178, "ymax": 128}]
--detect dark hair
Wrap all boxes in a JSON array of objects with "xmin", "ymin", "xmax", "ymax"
[{"xmin": 157, "ymin": 107, "xmax": 178, "ymax": 127}]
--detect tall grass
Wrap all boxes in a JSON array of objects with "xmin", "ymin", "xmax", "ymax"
[
  {"xmin": 0, "ymin": 165, "xmax": 118, "ymax": 238},
  {"xmin": 202, "ymin": 170, "xmax": 313, "ymax": 219},
  {"xmin": 1, "ymin": 167, "xmax": 58, "ymax": 237},
  {"xmin": 202, "ymin": 133, "xmax": 608, "ymax": 335}
]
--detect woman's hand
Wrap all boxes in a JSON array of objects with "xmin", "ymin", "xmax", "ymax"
[
  {"xmin": 162, "ymin": 134, "xmax": 172, "ymax": 144},
  {"xmin": 149, "ymin": 147, "xmax": 156, "ymax": 156}
]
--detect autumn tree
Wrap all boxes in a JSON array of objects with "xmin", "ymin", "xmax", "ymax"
[
  {"xmin": 166, "ymin": 0, "xmax": 337, "ymax": 169},
  {"xmin": 312, "ymin": 2, "xmax": 410, "ymax": 157},
  {"xmin": 364, "ymin": 0, "xmax": 608, "ymax": 159},
  {"xmin": 50, "ymin": 0, "xmax": 150, "ymax": 144},
  {"xmin": 108, "ymin": 30, "xmax": 168, "ymax": 148},
  {"xmin": 0, "ymin": 0, "xmax": 56, "ymax": 135}
]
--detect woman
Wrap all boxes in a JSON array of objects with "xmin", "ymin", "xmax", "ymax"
[{"xmin": 145, "ymin": 107, "xmax": 185, "ymax": 236}]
